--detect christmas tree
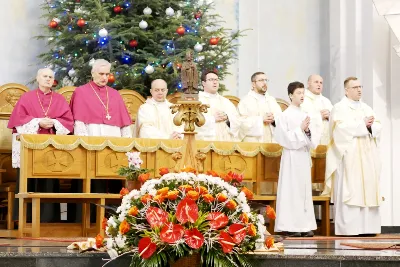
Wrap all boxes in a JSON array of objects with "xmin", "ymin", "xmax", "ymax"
[{"xmin": 38, "ymin": 0, "xmax": 244, "ymax": 96}]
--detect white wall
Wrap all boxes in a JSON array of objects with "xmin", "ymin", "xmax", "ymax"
[
  {"xmin": 0, "ymin": 1, "xmax": 46, "ymax": 88},
  {"xmin": 237, "ymin": 0, "xmax": 329, "ymax": 101}
]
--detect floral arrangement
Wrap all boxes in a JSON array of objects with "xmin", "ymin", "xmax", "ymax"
[
  {"xmin": 102, "ymin": 167, "xmax": 276, "ymax": 267},
  {"xmin": 118, "ymin": 152, "xmax": 151, "ymax": 181}
]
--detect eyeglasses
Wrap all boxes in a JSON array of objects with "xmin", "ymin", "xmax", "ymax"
[
  {"xmin": 152, "ymin": 88, "xmax": 167, "ymax": 93},
  {"xmin": 206, "ymin": 78, "xmax": 219, "ymax": 82},
  {"xmin": 346, "ymin": 85, "xmax": 363, "ymax": 90},
  {"xmin": 255, "ymin": 79, "xmax": 270, "ymax": 83}
]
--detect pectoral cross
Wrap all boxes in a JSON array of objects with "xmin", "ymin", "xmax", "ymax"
[{"xmin": 106, "ymin": 113, "xmax": 111, "ymax": 120}]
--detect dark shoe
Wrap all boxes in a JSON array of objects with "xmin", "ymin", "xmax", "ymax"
[
  {"xmin": 287, "ymin": 232, "xmax": 301, "ymax": 237},
  {"xmin": 301, "ymin": 231, "xmax": 314, "ymax": 237}
]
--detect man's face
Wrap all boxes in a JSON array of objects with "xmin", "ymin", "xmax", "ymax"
[
  {"xmin": 308, "ymin": 75, "xmax": 323, "ymax": 95},
  {"xmin": 252, "ymin": 74, "xmax": 268, "ymax": 95},
  {"xmin": 92, "ymin": 65, "xmax": 111, "ymax": 87},
  {"xmin": 37, "ymin": 69, "xmax": 55, "ymax": 90},
  {"xmin": 150, "ymin": 80, "xmax": 168, "ymax": 102},
  {"xmin": 202, "ymin": 73, "xmax": 219, "ymax": 94},
  {"xmin": 291, "ymin": 87, "xmax": 305, "ymax": 106},
  {"xmin": 345, "ymin": 80, "xmax": 362, "ymax": 101}
]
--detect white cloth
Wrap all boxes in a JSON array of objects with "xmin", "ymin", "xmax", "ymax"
[
  {"xmin": 274, "ymin": 105, "xmax": 318, "ymax": 232},
  {"xmin": 136, "ymin": 98, "xmax": 181, "ymax": 139},
  {"xmin": 196, "ymin": 91, "xmax": 240, "ymax": 141},
  {"xmin": 323, "ymin": 97, "xmax": 382, "ymax": 235},
  {"xmin": 301, "ymin": 90, "xmax": 332, "ymax": 145},
  {"xmin": 237, "ymin": 90, "xmax": 282, "ymax": 143},
  {"xmin": 73, "ymin": 120, "xmax": 132, "ymax": 138},
  {"xmin": 12, "ymin": 118, "xmax": 70, "ymax": 168}
]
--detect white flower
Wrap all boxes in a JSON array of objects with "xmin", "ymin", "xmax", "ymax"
[
  {"xmin": 106, "ymin": 238, "xmax": 114, "ymax": 249},
  {"xmin": 148, "ymin": 188, "xmax": 157, "ymax": 196},
  {"xmin": 241, "ymin": 204, "xmax": 250, "ymax": 213},
  {"xmin": 108, "ymin": 217, "xmax": 117, "ymax": 228},
  {"xmin": 115, "ymin": 234, "xmax": 127, "ymax": 248},
  {"xmin": 257, "ymin": 214, "xmax": 265, "ymax": 225},
  {"xmin": 108, "ymin": 249, "xmax": 119, "ymax": 259}
]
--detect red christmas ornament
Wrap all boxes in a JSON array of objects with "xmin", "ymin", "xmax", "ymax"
[
  {"xmin": 176, "ymin": 26, "xmax": 185, "ymax": 36},
  {"xmin": 194, "ymin": 11, "xmax": 202, "ymax": 20},
  {"xmin": 108, "ymin": 73, "xmax": 116, "ymax": 83},
  {"xmin": 52, "ymin": 80, "xmax": 58, "ymax": 87},
  {"xmin": 77, "ymin": 18, "xmax": 86, "ymax": 28},
  {"xmin": 76, "ymin": 0, "xmax": 81, "ymax": 2},
  {"xmin": 209, "ymin": 37, "xmax": 219, "ymax": 45},
  {"xmin": 128, "ymin": 39, "xmax": 138, "ymax": 48},
  {"xmin": 113, "ymin": 6, "xmax": 122, "ymax": 13},
  {"xmin": 49, "ymin": 20, "xmax": 58, "ymax": 29}
]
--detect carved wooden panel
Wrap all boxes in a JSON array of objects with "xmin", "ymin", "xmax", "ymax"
[
  {"xmin": 264, "ymin": 156, "xmax": 280, "ymax": 182},
  {"xmin": 154, "ymin": 150, "xmax": 177, "ymax": 178},
  {"xmin": 95, "ymin": 148, "xmax": 129, "ymax": 177},
  {"xmin": 0, "ymin": 120, "xmax": 12, "ymax": 150},
  {"xmin": 32, "ymin": 147, "xmax": 83, "ymax": 176},
  {"xmin": 118, "ymin": 89, "xmax": 146, "ymax": 124},
  {"xmin": 211, "ymin": 152, "xmax": 256, "ymax": 180},
  {"xmin": 57, "ymin": 86, "xmax": 76, "ymax": 104},
  {"xmin": 0, "ymin": 83, "xmax": 29, "ymax": 117}
]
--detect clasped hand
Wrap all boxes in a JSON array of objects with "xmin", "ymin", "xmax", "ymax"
[{"xmin": 39, "ymin": 118, "xmax": 54, "ymax": 129}]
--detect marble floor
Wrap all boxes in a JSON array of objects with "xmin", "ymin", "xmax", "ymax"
[{"xmin": 0, "ymin": 237, "xmax": 399, "ymax": 266}]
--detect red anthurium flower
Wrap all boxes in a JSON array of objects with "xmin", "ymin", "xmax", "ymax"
[
  {"xmin": 219, "ymin": 231, "xmax": 235, "ymax": 253},
  {"xmin": 160, "ymin": 223, "xmax": 185, "ymax": 244},
  {"xmin": 229, "ymin": 224, "xmax": 247, "ymax": 244},
  {"xmin": 176, "ymin": 198, "xmax": 199, "ymax": 224},
  {"xmin": 266, "ymin": 205, "xmax": 276, "ymax": 220},
  {"xmin": 265, "ymin": 236, "xmax": 275, "ymax": 249},
  {"xmin": 119, "ymin": 187, "xmax": 129, "ymax": 198},
  {"xmin": 146, "ymin": 207, "xmax": 168, "ymax": 228},
  {"xmin": 184, "ymin": 228, "xmax": 204, "ymax": 249},
  {"xmin": 138, "ymin": 237, "xmax": 157, "ymax": 259},
  {"xmin": 206, "ymin": 212, "xmax": 229, "ymax": 229}
]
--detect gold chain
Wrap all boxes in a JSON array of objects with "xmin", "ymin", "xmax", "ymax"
[
  {"xmin": 36, "ymin": 90, "xmax": 53, "ymax": 117},
  {"xmin": 89, "ymin": 83, "xmax": 111, "ymax": 119}
]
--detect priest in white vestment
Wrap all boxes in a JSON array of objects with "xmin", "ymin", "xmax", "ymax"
[
  {"xmin": 136, "ymin": 79, "xmax": 182, "ymax": 139},
  {"xmin": 238, "ymin": 72, "xmax": 282, "ymax": 143},
  {"xmin": 322, "ymin": 77, "xmax": 382, "ymax": 236},
  {"xmin": 301, "ymin": 74, "xmax": 333, "ymax": 145},
  {"xmin": 274, "ymin": 82, "xmax": 318, "ymax": 237},
  {"xmin": 197, "ymin": 70, "xmax": 240, "ymax": 141}
]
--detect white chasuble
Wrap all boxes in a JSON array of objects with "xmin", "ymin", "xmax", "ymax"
[
  {"xmin": 323, "ymin": 97, "xmax": 382, "ymax": 235},
  {"xmin": 196, "ymin": 91, "xmax": 240, "ymax": 141},
  {"xmin": 237, "ymin": 90, "xmax": 282, "ymax": 143}
]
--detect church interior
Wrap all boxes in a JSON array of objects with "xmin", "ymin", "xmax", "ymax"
[{"xmin": 0, "ymin": 0, "xmax": 399, "ymax": 266}]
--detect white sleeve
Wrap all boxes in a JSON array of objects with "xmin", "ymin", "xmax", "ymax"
[
  {"xmin": 274, "ymin": 115, "xmax": 310, "ymax": 150},
  {"xmin": 353, "ymin": 119, "xmax": 370, "ymax": 137},
  {"xmin": 137, "ymin": 106, "xmax": 169, "ymax": 139},
  {"xmin": 121, "ymin": 125, "xmax": 132, "ymax": 138},
  {"xmin": 12, "ymin": 118, "xmax": 41, "ymax": 168},
  {"xmin": 196, "ymin": 113, "xmax": 216, "ymax": 140},
  {"xmin": 15, "ymin": 118, "xmax": 41, "ymax": 134},
  {"xmin": 74, "ymin": 120, "xmax": 88, "ymax": 136},
  {"xmin": 52, "ymin": 119, "xmax": 70, "ymax": 135}
]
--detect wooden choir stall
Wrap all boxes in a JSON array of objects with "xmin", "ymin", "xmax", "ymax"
[{"xmin": 0, "ymin": 83, "xmax": 330, "ymax": 238}]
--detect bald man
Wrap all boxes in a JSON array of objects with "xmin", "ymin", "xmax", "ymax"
[
  {"xmin": 301, "ymin": 74, "xmax": 332, "ymax": 145},
  {"xmin": 136, "ymin": 79, "xmax": 182, "ymax": 139},
  {"xmin": 8, "ymin": 68, "xmax": 74, "ymax": 223}
]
